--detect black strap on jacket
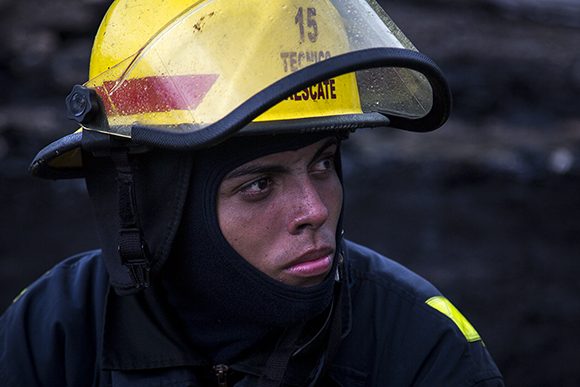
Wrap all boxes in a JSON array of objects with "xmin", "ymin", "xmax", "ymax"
[
  {"xmin": 307, "ymin": 252, "xmax": 348, "ymax": 386},
  {"xmin": 257, "ymin": 256, "xmax": 347, "ymax": 387},
  {"xmin": 110, "ymin": 148, "xmax": 151, "ymax": 289},
  {"xmin": 257, "ymin": 322, "xmax": 306, "ymax": 387}
]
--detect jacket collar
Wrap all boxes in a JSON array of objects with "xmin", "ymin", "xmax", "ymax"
[{"xmin": 100, "ymin": 249, "xmax": 353, "ymax": 373}]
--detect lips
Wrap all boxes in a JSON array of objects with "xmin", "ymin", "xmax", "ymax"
[{"xmin": 284, "ymin": 247, "xmax": 334, "ymax": 277}]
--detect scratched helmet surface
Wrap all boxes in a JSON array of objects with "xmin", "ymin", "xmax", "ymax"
[{"xmin": 31, "ymin": 0, "xmax": 451, "ymax": 178}]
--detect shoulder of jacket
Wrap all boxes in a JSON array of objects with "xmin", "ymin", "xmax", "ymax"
[
  {"xmin": 0, "ymin": 250, "xmax": 108, "ymax": 386},
  {"xmin": 7, "ymin": 249, "xmax": 108, "ymax": 313},
  {"xmin": 343, "ymin": 240, "xmax": 484, "ymax": 343},
  {"xmin": 343, "ymin": 240, "xmax": 440, "ymax": 301}
]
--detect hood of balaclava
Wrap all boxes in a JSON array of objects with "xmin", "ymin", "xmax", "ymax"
[{"xmin": 161, "ymin": 132, "xmax": 344, "ymax": 363}]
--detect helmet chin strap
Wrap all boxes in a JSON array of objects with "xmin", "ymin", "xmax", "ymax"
[
  {"xmin": 110, "ymin": 147, "xmax": 151, "ymax": 289},
  {"xmin": 83, "ymin": 130, "xmax": 152, "ymax": 289}
]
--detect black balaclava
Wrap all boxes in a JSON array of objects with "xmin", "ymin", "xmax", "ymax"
[{"xmin": 161, "ymin": 132, "xmax": 343, "ymax": 364}]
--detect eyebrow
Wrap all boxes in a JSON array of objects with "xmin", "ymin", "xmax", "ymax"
[
  {"xmin": 225, "ymin": 164, "xmax": 288, "ymax": 180},
  {"xmin": 308, "ymin": 137, "xmax": 338, "ymax": 165},
  {"xmin": 224, "ymin": 137, "xmax": 339, "ymax": 180}
]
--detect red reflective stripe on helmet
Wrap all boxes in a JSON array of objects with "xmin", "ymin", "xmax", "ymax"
[{"xmin": 97, "ymin": 74, "xmax": 219, "ymax": 116}]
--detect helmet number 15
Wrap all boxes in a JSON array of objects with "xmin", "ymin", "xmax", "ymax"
[{"xmin": 295, "ymin": 7, "xmax": 318, "ymax": 43}]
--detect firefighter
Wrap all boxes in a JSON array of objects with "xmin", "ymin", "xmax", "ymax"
[{"xmin": 0, "ymin": 0, "xmax": 503, "ymax": 385}]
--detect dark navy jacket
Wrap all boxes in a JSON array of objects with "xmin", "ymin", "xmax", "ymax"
[{"xmin": 0, "ymin": 241, "xmax": 503, "ymax": 386}]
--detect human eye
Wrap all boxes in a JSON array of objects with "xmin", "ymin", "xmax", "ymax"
[
  {"xmin": 238, "ymin": 176, "xmax": 273, "ymax": 201},
  {"xmin": 310, "ymin": 153, "xmax": 336, "ymax": 176}
]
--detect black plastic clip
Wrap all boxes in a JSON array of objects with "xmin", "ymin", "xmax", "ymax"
[
  {"xmin": 118, "ymin": 227, "xmax": 151, "ymax": 288},
  {"xmin": 124, "ymin": 258, "xmax": 151, "ymax": 289}
]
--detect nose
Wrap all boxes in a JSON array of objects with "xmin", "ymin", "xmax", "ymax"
[{"xmin": 287, "ymin": 177, "xmax": 329, "ymax": 234}]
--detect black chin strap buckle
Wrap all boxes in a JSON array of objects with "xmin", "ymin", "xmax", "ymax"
[
  {"xmin": 118, "ymin": 227, "xmax": 151, "ymax": 289},
  {"xmin": 126, "ymin": 260, "xmax": 150, "ymax": 289}
]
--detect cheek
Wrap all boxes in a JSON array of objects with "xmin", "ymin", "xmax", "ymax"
[
  {"xmin": 217, "ymin": 201, "xmax": 247, "ymax": 246},
  {"xmin": 217, "ymin": 200, "xmax": 277, "ymax": 255},
  {"xmin": 323, "ymin": 177, "xmax": 343, "ymax": 224}
]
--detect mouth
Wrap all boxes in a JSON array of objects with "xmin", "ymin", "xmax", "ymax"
[{"xmin": 284, "ymin": 248, "xmax": 334, "ymax": 278}]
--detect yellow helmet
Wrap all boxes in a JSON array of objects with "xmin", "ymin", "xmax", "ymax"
[{"xmin": 31, "ymin": 0, "xmax": 451, "ymax": 178}]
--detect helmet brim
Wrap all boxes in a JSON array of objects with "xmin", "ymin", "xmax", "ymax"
[{"xmin": 30, "ymin": 131, "xmax": 84, "ymax": 179}]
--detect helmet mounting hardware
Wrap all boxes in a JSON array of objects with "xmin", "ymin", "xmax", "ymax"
[{"xmin": 66, "ymin": 85, "xmax": 101, "ymax": 126}]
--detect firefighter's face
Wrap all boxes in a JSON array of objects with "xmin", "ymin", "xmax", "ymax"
[{"xmin": 217, "ymin": 138, "xmax": 342, "ymax": 287}]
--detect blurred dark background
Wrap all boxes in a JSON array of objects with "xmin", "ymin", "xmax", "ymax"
[{"xmin": 1, "ymin": 0, "xmax": 579, "ymax": 385}]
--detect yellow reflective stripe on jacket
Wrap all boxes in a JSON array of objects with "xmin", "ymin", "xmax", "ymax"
[{"xmin": 425, "ymin": 296, "xmax": 481, "ymax": 342}]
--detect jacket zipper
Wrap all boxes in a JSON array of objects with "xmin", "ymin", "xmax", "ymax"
[{"xmin": 213, "ymin": 364, "xmax": 229, "ymax": 387}]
